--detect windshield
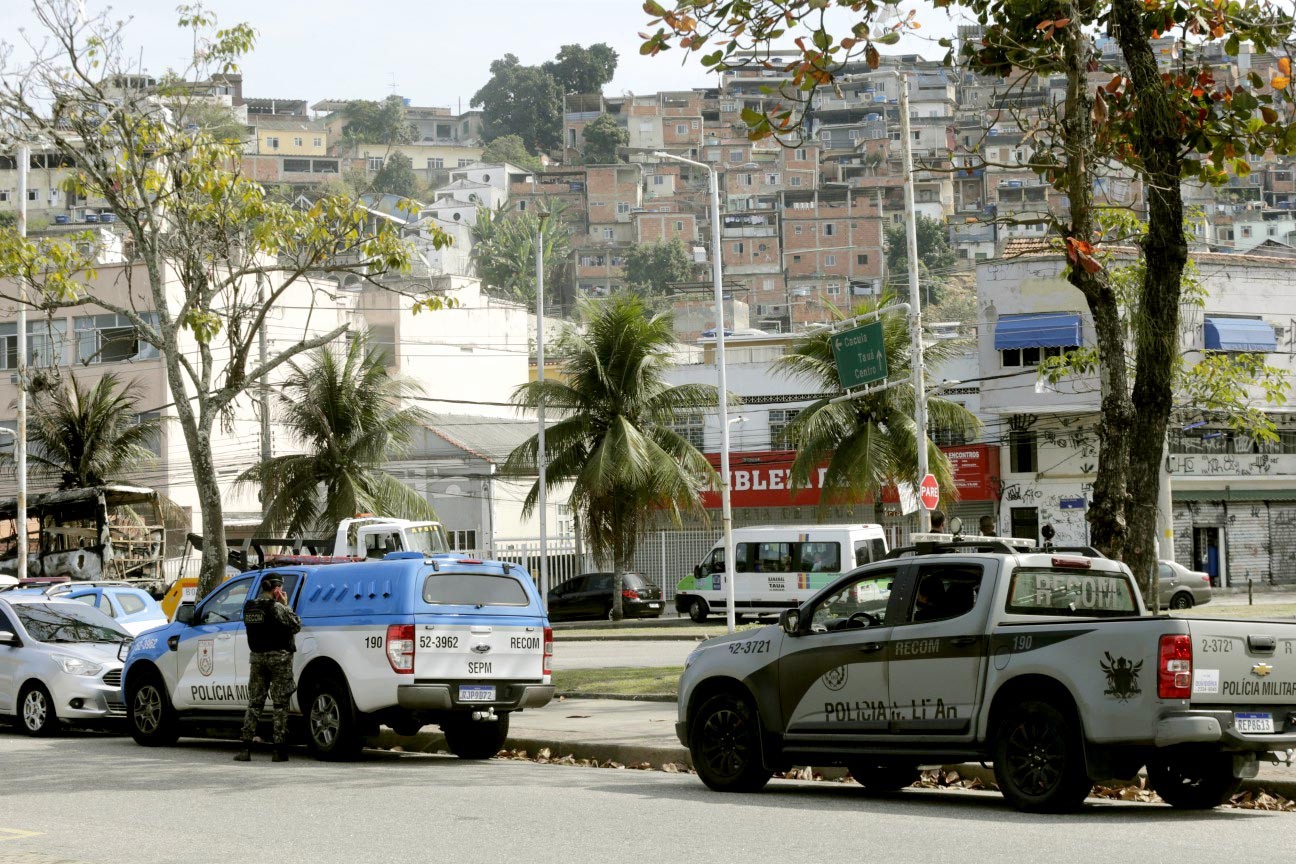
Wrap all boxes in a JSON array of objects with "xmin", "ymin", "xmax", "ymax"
[
  {"xmin": 406, "ymin": 524, "xmax": 448, "ymax": 554},
  {"xmin": 13, "ymin": 602, "xmax": 129, "ymax": 643}
]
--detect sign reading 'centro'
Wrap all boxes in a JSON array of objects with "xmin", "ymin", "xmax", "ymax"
[{"xmin": 830, "ymin": 321, "xmax": 888, "ymax": 390}]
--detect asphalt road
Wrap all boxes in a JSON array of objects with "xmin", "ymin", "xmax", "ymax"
[
  {"xmin": 0, "ymin": 731, "xmax": 1290, "ymax": 864},
  {"xmin": 553, "ymin": 639, "xmax": 695, "ymax": 669}
]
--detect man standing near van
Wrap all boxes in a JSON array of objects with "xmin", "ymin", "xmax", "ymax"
[{"xmin": 235, "ymin": 576, "xmax": 301, "ymax": 763}]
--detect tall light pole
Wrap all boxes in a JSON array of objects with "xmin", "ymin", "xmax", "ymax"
[
  {"xmin": 15, "ymin": 143, "xmax": 28, "ymax": 582},
  {"xmin": 654, "ymin": 150, "xmax": 737, "ymax": 633},
  {"xmin": 898, "ymin": 74, "xmax": 931, "ymax": 533},
  {"xmin": 534, "ymin": 203, "xmax": 550, "ymax": 608}
]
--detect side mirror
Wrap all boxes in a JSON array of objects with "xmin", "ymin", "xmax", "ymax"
[
  {"xmin": 779, "ymin": 609, "xmax": 801, "ymax": 636},
  {"xmin": 175, "ymin": 603, "xmax": 195, "ymax": 625},
  {"xmin": 694, "ymin": 565, "xmax": 702, "ymax": 579},
  {"xmin": 0, "ymin": 630, "xmax": 18, "ymax": 647}
]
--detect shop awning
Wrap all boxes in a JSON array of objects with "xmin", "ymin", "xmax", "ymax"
[
  {"xmin": 1203, "ymin": 316, "xmax": 1276, "ymax": 352},
  {"xmin": 993, "ymin": 312, "xmax": 1082, "ymax": 350}
]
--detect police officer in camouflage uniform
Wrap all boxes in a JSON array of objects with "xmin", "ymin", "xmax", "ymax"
[{"xmin": 234, "ymin": 576, "xmax": 301, "ymax": 763}]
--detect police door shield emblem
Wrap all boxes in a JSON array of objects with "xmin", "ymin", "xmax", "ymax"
[{"xmin": 197, "ymin": 639, "xmax": 215, "ymax": 677}]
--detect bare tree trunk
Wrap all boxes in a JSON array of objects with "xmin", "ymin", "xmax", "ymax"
[
  {"xmin": 1112, "ymin": 0, "xmax": 1187, "ymax": 598},
  {"xmin": 1060, "ymin": 13, "xmax": 1133, "ymax": 559},
  {"xmin": 610, "ymin": 511, "xmax": 625, "ymax": 621}
]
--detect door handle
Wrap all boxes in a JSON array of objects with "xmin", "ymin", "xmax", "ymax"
[
  {"xmin": 859, "ymin": 643, "xmax": 884, "ymax": 653},
  {"xmin": 950, "ymin": 636, "xmax": 979, "ymax": 647},
  {"xmin": 216, "ymin": 633, "xmax": 232, "ymax": 641}
]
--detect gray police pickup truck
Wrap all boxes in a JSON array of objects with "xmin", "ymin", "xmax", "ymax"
[{"xmin": 676, "ymin": 538, "xmax": 1296, "ymax": 812}]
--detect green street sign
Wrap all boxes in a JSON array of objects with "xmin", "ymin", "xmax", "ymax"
[{"xmin": 831, "ymin": 321, "xmax": 888, "ymax": 390}]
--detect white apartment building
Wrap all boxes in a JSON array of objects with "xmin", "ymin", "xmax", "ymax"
[{"xmin": 977, "ymin": 243, "xmax": 1296, "ymax": 586}]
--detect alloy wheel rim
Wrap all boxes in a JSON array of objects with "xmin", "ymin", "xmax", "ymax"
[
  {"xmin": 133, "ymin": 686, "xmax": 161, "ymax": 734},
  {"xmin": 1005, "ymin": 717, "xmax": 1064, "ymax": 794},
  {"xmin": 311, "ymin": 693, "xmax": 340, "ymax": 747},
  {"xmin": 22, "ymin": 690, "xmax": 47, "ymax": 731},
  {"xmin": 699, "ymin": 705, "xmax": 749, "ymax": 778}
]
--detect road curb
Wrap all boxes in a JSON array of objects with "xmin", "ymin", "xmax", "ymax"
[
  {"xmin": 374, "ymin": 727, "xmax": 1296, "ymax": 802},
  {"xmin": 555, "ymin": 692, "xmax": 677, "ymax": 703}
]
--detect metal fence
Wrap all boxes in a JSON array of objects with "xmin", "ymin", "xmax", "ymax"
[
  {"xmin": 631, "ymin": 530, "xmax": 720, "ymax": 604},
  {"xmin": 464, "ymin": 536, "xmax": 593, "ymax": 597}
]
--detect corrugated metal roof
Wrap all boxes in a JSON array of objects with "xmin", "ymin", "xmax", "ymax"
[{"xmin": 422, "ymin": 413, "xmax": 541, "ymax": 465}]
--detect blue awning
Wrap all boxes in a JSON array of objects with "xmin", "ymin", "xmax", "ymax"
[
  {"xmin": 993, "ymin": 313, "xmax": 1082, "ymax": 350},
  {"xmin": 1204, "ymin": 316, "xmax": 1276, "ymax": 352}
]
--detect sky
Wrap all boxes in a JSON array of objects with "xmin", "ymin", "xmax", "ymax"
[{"xmin": 0, "ymin": 0, "xmax": 953, "ymax": 111}]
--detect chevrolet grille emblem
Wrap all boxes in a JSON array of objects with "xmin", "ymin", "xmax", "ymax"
[{"xmin": 1252, "ymin": 663, "xmax": 1274, "ymax": 678}]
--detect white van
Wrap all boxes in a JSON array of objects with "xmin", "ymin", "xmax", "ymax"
[{"xmin": 674, "ymin": 524, "xmax": 889, "ymax": 623}]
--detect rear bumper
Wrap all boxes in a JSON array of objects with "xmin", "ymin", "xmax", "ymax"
[
  {"xmin": 397, "ymin": 683, "xmax": 555, "ymax": 712},
  {"xmin": 1156, "ymin": 710, "xmax": 1296, "ymax": 750}
]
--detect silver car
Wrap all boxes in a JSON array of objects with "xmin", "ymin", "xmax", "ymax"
[
  {"xmin": 0, "ymin": 596, "xmax": 131, "ymax": 735},
  {"xmin": 1160, "ymin": 560, "xmax": 1213, "ymax": 610}
]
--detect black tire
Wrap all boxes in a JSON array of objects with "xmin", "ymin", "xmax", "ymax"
[
  {"xmin": 1148, "ymin": 750, "xmax": 1241, "ymax": 809},
  {"xmin": 17, "ymin": 682, "xmax": 59, "ymax": 737},
  {"xmin": 127, "ymin": 671, "xmax": 179, "ymax": 746},
  {"xmin": 305, "ymin": 676, "xmax": 362, "ymax": 761},
  {"xmin": 992, "ymin": 699, "xmax": 1091, "ymax": 813},
  {"xmin": 443, "ymin": 712, "xmax": 509, "ymax": 759},
  {"xmin": 688, "ymin": 597, "xmax": 709, "ymax": 624},
  {"xmin": 849, "ymin": 762, "xmax": 921, "ymax": 793},
  {"xmin": 689, "ymin": 691, "xmax": 771, "ymax": 793},
  {"xmin": 1169, "ymin": 592, "xmax": 1193, "ymax": 610}
]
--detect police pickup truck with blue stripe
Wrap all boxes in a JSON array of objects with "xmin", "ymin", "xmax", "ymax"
[
  {"xmin": 677, "ymin": 536, "xmax": 1296, "ymax": 812},
  {"xmin": 121, "ymin": 553, "xmax": 553, "ymax": 760}
]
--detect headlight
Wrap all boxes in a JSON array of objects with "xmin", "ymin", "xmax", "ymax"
[{"xmin": 52, "ymin": 654, "xmax": 104, "ymax": 677}]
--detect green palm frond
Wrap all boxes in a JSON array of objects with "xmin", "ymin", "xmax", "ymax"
[
  {"xmin": 235, "ymin": 331, "xmax": 437, "ymax": 535},
  {"xmin": 504, "ymin": 294, "xmax": 717, "ymax": 566},
  {"xmin": 774, "ymin": 293, "xmax": 980, "ymax": 513}
]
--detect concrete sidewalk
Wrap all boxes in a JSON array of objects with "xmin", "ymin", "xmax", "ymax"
[{"xmin": 375, "ymin": 697, "xmax": 1296, "ymax": 801}]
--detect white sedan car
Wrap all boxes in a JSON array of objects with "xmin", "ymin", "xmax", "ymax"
[{"xmin": 0, "ymin": 596, "xmax": 131, "ymax": 734}]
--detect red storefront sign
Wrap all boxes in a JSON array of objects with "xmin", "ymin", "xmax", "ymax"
[{"xmin": 700, "ymin": 445, "xmax": 999, "ymax": 509}]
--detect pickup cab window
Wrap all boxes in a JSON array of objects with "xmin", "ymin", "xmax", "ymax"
[
  {"xmin": 901, "ymin": 564, "xmax": 983, "ymax": 625},
  {"xmin": 1006, "ymin": 567, "xmax": 1137, "ymax": 616},
  {"xmin": 808, "ymin": 569, "xmax": 895, "ymax": 632}
]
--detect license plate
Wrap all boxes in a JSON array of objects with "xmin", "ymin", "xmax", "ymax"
[
  {"xmin": 1235, "ymin": 712, "xmax": 1275, "ymax": 734},
  {"xmin": 459, "ymin": 685, "xmax": 496, "ymax": 703},
  {"xmin": 648, "ymin": 602, "xmax": 661, "ymax": 609}
]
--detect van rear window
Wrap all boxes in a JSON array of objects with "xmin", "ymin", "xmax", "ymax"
[
  {"xmin": 422, "ymin": 573, "xmax": 529, "ymax": 606},
  {"xmin": 1006, "ymin": 568, "xmax": 1137, "ymax": 617}
]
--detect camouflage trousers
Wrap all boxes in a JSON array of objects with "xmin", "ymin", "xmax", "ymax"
[{"xmin": 240, "ymin": 650, "xmax": 296, "ymax": 745}]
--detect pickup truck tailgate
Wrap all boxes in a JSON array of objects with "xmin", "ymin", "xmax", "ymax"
[
  {"xmin": 413, "ymin": 620, "xmax": 546, "ymax": 681},
  {"xmin": 1190, "ymin": 620, "xmax": 1296, "ymax": 708}
]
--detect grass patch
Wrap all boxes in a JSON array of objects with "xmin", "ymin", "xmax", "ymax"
[{"xmin": 551, "ymin": 666, "xmax": 681, "ymax": 698}]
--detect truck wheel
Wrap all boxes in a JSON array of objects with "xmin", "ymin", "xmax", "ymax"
[
  {"xmin": 1169, "ymin": 592, "xmax": 1193, "ymax": 610},
  {"xmin": 443, "ymin": 712, "xmax": 509, "ymax": 759},
  {"xmin": 127, "ymin": 671, "xmax": 179, "ymax": 746},
  {"xmin": 305, "ymin": 676, "xmax": 362, "ymax": 761},
  {"xmin": 848, "ymin": 762, "xmax": 920, "ymax": 793},
  {"xmin": 18, "ymin": 683, "xmax": 59, "ymax": 737},
  {"xmin": 1148, "ymin": 751, "xmax": 1240, "ymax": 809},
  {"xmin": 688, "ymin": 597, "xmax": 709, "ymax": 624},
  {"xmin": 689, "ymin": 691, "xmax": 771, "ymax": 793},
  {"xmin": 993, "ymin": 699, "xmax": 1091, "ymax": 812}
]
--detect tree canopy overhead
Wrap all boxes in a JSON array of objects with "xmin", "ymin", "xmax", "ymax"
[
  {"xmin": 0, "ymin": 3, "xmax": 450, "ymax": 598},
  {"xmin": 643, "ymin": 0, "xmax": 1296, "ymax": 597},
  {"xmin": 544, "ymin": 44, "xmax": 619, "ymax": 95}
]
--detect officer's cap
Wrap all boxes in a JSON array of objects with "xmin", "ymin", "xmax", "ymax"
[{"xmin": 263, "ymin": 576, "xmax": 283, "ymax": 590}]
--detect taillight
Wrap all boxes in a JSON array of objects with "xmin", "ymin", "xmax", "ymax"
[
  {"xmin": 622, "ymin": 589, "xmax": 640, "ymax": 600},
  {"xmin": 1051, "ymin": 556, "xmax": 1091, "ymax": 569},
  {"xmin": 387, "ymin": 624, "xmax": 415, "ymax": 674},
  {"xmin": 1158, "ymin": 634, "xmax": 1192, "ymax": 699},
  {"xmin": 543, "ymin": 626, "xmax": 553, "ymax": 676},
  {"xmin": 1202, "ymin": 575, "xmax": 1210, "ymax": 583}
]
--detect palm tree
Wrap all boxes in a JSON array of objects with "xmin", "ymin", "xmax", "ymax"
[
  {"xmin": 504, "ymin": 294, "xmax": 717, "ymax": 619},
  {"xmin": 14, "ymin": 372, "xmax": 160, "ymax": 489},
  {"xmin": 775, "ymin": 294, "xmax": 979, "ymax": 513},
  {"xmin": 235, "ymin": 332, "xmax": 436, "ymax": 537}
]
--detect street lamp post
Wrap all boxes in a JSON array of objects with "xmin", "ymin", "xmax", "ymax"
[
  {"xmin": 15, "ymin": 143, "xmax": 28, "ymax": 584},
  {"xmin": 653, "ymin": 150, "xmax": 737, "ymax": 633},
  {"xmin": 535, "ymin": 204, "xmax": 550, "ymax": 608}
]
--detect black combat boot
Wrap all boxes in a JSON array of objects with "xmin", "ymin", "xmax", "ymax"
[
  {"xmin": 233, "ymin": 746, "xmax": 252, "ymax": 762},
  {"xmin": 272, "ymin": 745, "xmax": 289, "ymax": 763}
]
